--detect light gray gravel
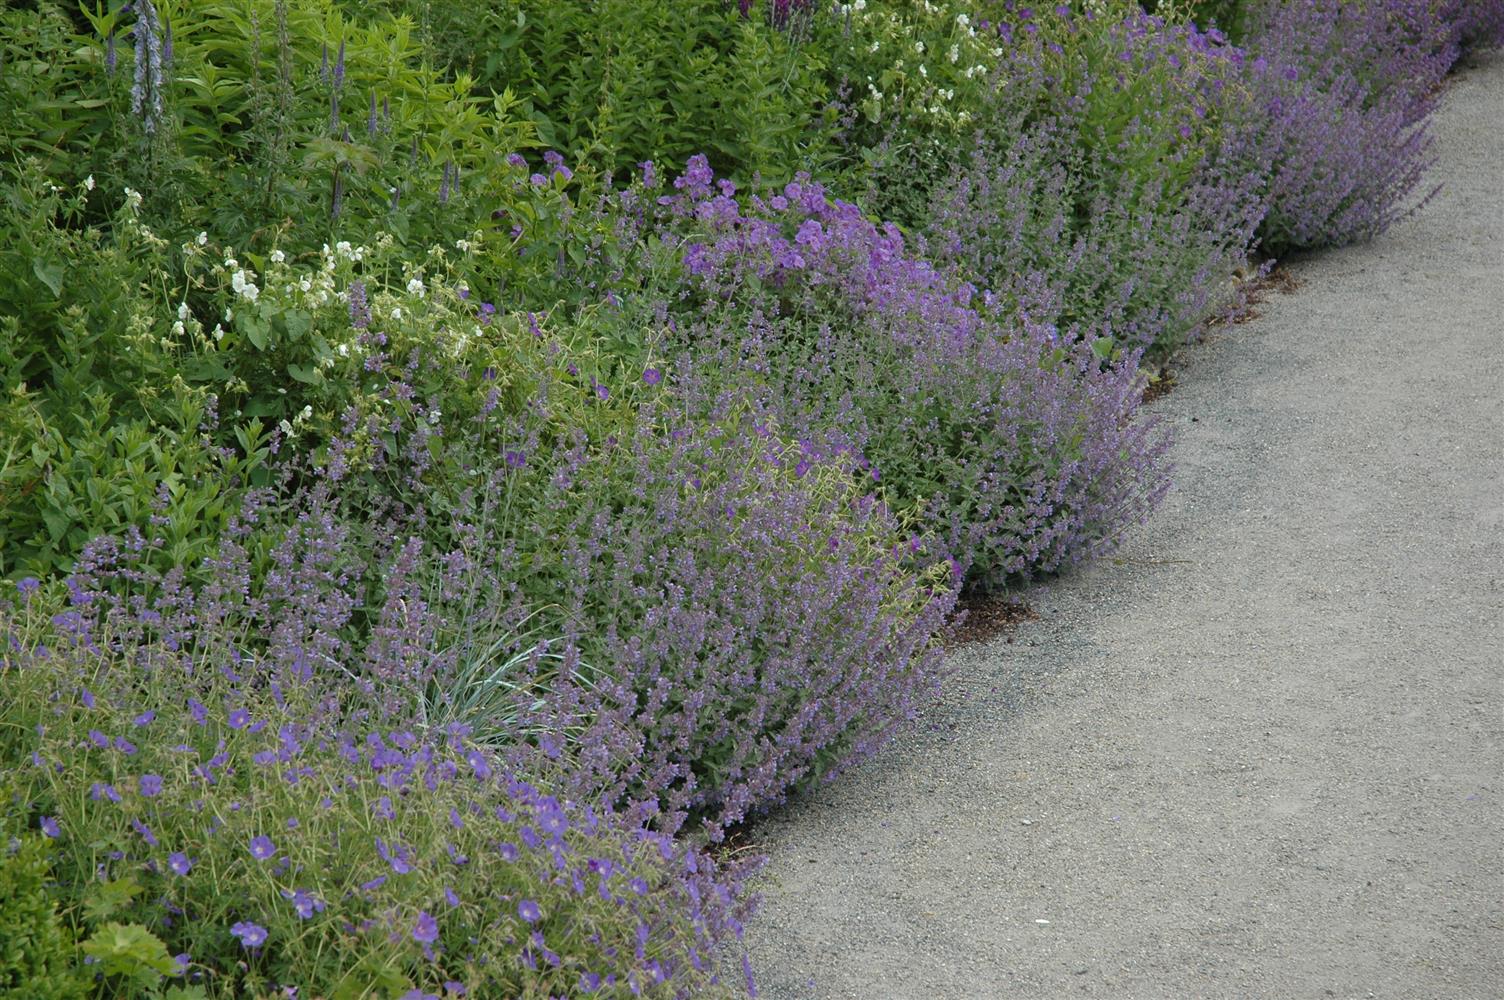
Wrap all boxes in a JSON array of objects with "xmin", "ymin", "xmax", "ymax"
[{"xmin": 738, "ymin": 48, "xmax": 1504, "ymax": 1000}]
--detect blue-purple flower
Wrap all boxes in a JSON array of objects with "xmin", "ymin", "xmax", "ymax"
[
  {"xmin": 283, "ymin": 888, "xmax": 325, "ymax": 920},
  {"xmin": 412, "ymin": 910, "xmax": 439, "ymax": 943},
  {"xmin": 230, "ymin": 921, "xmax": 267, "ymax": 949}
]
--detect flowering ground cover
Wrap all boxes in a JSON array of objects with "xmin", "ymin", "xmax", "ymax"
[{"xmin": 2, "ymin": 1, "xmax": 1498, "ymax": 996}]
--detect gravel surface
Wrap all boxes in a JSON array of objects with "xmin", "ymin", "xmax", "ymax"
[{"xmin": 738, "ymin": 48, "xmax": 1504, "ymax": 1000}]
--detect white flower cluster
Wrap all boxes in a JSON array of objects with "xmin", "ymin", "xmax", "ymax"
[{"xmin": 230, "ymin": 268, "xmax": 259, "ymax": 304}]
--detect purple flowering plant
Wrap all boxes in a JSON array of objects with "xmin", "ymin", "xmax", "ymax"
[
  {"xmin": 1230, "ymin": 0, "xmax": 1457, "ymax": 250},
  {"xmin": 632, "ymin": 157, "xmax": 1170, "ymax": 588},
  {"xmin": 0, "ymin": 586, "xmax": 750, "ymax": 998}
]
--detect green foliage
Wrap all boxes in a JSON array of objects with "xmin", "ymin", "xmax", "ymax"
[
  {"xmin": 382, "ymin": 0, "xmax": 834, "ymax": 185},
  {"xmin": 0, "ymin": 835, "xmax": 88, "ymax": 1000},
  {"xmin": 79, "ymin": 923, "xmax": 179, "ymax": 993},
  {"xmin": 0, "ymin": 174, "xmax": 273, "ymax": 579}
]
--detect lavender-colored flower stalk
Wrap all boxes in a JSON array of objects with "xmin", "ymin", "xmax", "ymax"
[
  {"xmin": 348, "ymin": 280, "xmax": 370, "ymax": 329},
  {"xmin": 130, "ymin": 0, "xmax": 166, "ymax": 134}
]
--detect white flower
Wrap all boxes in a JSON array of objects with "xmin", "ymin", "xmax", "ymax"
[
  {"xmin": 270, "ymin": 249, "xmax": 285, "ymax": 264},
  {"xmin": 455, "ymin": 238, "xmax": 472, "ymax": 253},
  {"xmin": 949, "ymin": 44, "xmax": 960, "ymax": 63},
  {"xmin": 196, "ymin": 231, "xmax": 208, "ymax": 246},
  {"xmin": 391, "ymin": 306, "xmax": 403, "ymax": 320},
  {"xmin": 278, "ymin": 419, "xmax": 293, "ymax": 436},
  {"xmin": 914, "ymin": 40, "xmax": 924, "ymax": 54},
  {"xmin": 406, "ymin": 277, "xmax": 425, "ymax": 298},
  {"xmin": 123, "ymin": 187, "xmax": 142, "ymax": 210},
  {"xmin": 335, "ymin": 241, "xmax": 353, "ymax": 258},
  {"xmin": 337, "ymin": 343, "xmax": 350, "ymax": 357},
  {"xmin": 224, "ymin": 308, "xmax": 234, "ymax": 322},
  {"xmin": 957, "ymin": 12, "xmax": 970, "ymax": 27},
  {"xmin": 171, "ymin": 321, "xmax": 185, "ymax": 337},
  {"xmin": 212, "ymin": 324, "xmax": 224, "ymax": 341},
  {"xmin": 84, "ymin": 175, "xmax": 95, "ymax": 191},
  {"xmin": 299, "ymin": 278, "xmax": 312, "ymax": 292},
  {"xmin": 177, "ymin": 301, "xmax": 190, "ymax": 320},
  {"xmin": 852, "ymin": 0, "xmax": 865, "ymax": 9},
  {"xmin": 919, "ymin": 64, "xmax": 928, "ymax": 77},
  {"xmin": 299, "ymin": 405, "xmax": 313, "ymax": 420}
]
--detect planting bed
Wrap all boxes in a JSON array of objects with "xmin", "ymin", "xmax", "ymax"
[{"xmin": 1, "ymin": 2, "xmax": 1498, "ymax": 997}]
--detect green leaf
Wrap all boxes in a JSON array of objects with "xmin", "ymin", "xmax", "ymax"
[
  {"xmin": 80, "ymin": 921, "xmax": 176, "ymax": 985},
  {"xmin": 32, "ymin": 259, "xmax": 63, "ymax": 296},
  {"xmin": 82, "ymin": 874, "xmax": 142, "ymax": 923},
  {"xmin": 286, "ymin": 363, "xmax": 321, "ymax": 384},
  {"xmin": 240, "ymin": 315, "xmax": 270, "ymax": 351}
]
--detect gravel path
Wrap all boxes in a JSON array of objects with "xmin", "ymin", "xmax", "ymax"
[{"xmin": 739, "ymin": 49, "xmax": 1504, "ymax": 1000}]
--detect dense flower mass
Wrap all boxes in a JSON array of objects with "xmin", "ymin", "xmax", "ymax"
[
  {"xmin": 644, "ymin": 160, "xmax": 1170, "ymax": 585},
  {"xmin": 0, "ymin": 0, "xmax": 1495, "ymax": 995}
]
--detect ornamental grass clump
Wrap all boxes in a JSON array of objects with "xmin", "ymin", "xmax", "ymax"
[
  {"xmin": 2, "ymin": 570, "xmax": 748, "ymax": 999},
  {"xmin": 644, "ymin": 158, "xmax": 1170, "ymax": 590}
]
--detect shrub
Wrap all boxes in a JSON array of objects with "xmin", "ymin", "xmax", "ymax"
[
  {"xmin": 1446, "ymin": 0, "xmax": 1504, "ymax": 49},
  {"xmin": 625, "ymin": 159, "xmax": 1170, "ymax": 589},
  {"xmin": 0, "ymin": 834, "xmax": 88, "ymax": 1000},
  {"xmin": 1236, "ymin": 0, "xmax": 1454, "ymax": 250},
  {"xmin": 920, "ymin": 7, "xmax": 1268, "ymax": 357}
]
